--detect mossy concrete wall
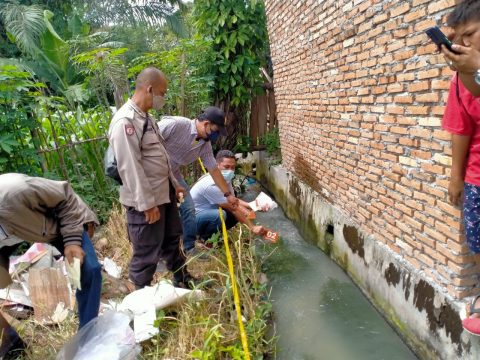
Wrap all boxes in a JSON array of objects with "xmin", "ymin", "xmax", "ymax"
[{"xmin": 254, "ymin": 151, "xmax": 479, "ymax": 360}]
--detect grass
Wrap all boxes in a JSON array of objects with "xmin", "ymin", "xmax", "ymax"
[{"xmin": 5, "ymin": 206, "xmax": 275, "ymax": 359}]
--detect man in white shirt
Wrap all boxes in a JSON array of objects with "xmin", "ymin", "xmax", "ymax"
[{"xmin": 190, "ymin": 150, "xmax": 266, "ymax": 241}]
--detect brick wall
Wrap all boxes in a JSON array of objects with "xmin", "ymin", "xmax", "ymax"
[{"xmin": 264, "ymin": 0, "xmax": 476, "ymax": 300}]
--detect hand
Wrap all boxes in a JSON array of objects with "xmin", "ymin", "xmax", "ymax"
[
  {"xmin": 251, "ymin": 225, "xmax": 267, "ymax": 236},
  {"xmin": 176, "ymin": 186, "xmax": 186, "ymax": 203},
  {"xmin": 441, "ymin": 44, "xmax": 480, "ymax": 73},
  {"xmin": 227, "ymin": 194, "xmax": 239, "ymax": 209},
  {"xmin": 64, "ymin": 244, "xmax": 85, "ymax": 265},
  {"xmin": 448, "ymin": 177, "xmax": 464, "ymax": 206},
  {"xmin": 144, "ymin": 206, "xmax": 160, "ymax": 224}
]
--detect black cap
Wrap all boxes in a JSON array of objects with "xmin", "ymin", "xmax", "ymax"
[{"xmin": 200, "ymin": 106, "xmax": 227, "ymax": 136}]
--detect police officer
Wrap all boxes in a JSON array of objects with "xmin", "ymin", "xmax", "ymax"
[{"xmin": 108, "ymin": 67, "xmax": 195, "ymax": 289}]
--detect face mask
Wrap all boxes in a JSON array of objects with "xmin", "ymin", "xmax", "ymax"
[
  {"xmin": 152, "ymin": 93, "xmax": 166, "ymax": 111},
  {"xmin": 221, "ymin": 169, "xmax": 235, "ymax": 182},
  {"xmin": 208, "ymin": 131, "xmax": 220, "ymax": 142},
  {"xmin": 204, "ymin": 123, "xmax": 220, "ymax": 142}
]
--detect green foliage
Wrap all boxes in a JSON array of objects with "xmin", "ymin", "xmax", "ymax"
[
  {"xmin": 0, "ymin": 63, "xmax": 116, "ymax": 221},
  {"xmin": 72, "ymin": 46, "xmax": 129, "ymax": 106},
  {"xmin": 35, "ymin": 99, "xmax": 115, "ymax": 222},
  {"xmin": 233, "ymin": 135, "xmax": 252, "ymax": 155},
  {"xmin": 129, "ymin": 35, "xmax": 215, "ymax": 118},
  {"xmin": 0, "ymin": 4, "xmax": 81, "ymax": 98},
  {"xmin": 75, "ymin": 0, "xmax": 186, "ymax": 33},
  {"xmin": 0, "ymin": 2, "xmax": 45, "ymax": 55},
  {"xmin": 194, "ymin": 0, "xmax": 268, "ymax": 107},
  {"xmin": 0, "ymin": 64, "xmax": 43, "ymax": 173},
  {"xmin": 259, "ymin": 127, "xmax": 280, "ymax": 155}
]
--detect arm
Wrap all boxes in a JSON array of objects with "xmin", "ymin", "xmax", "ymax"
[
  {"xmin": 26, "ymin": 178, "xmax": 90, "ymax": 263},
  {"xmin": 449, "ymin": 134, "xmax": 471, "ymax": 206},
  {"xmin": 239, "ymin": 199, "xmax": 252, "ymax": 209},
  {"xmin": 219, "ymin": 202, "xmax": 266, "ymax": 235},
  {"xmin": 442, "ymin": 44, "xmax": 480, "ymax": 96}
]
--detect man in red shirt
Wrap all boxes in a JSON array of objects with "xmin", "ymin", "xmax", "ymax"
[{"xmin": 441, "ymin": 0, "xmax": 480, "ymax": 335}]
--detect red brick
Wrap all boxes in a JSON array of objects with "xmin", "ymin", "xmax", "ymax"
[
  {"xmin": 427, "ymin": 0, "xmax": 455, "ymax": 14},
  {"xmin": 390, "ymin": 3, "xmax": 410, "ymax": 17},
  {"xmin": 408, "ymin": 81, "xmax": 430, "ymax": 92},
  {"xmin": 416, "ymin": 93, "xmax": 440, "ymax": 103},
  {"xmin": 266, "ymin": 0, "xmax": 475, "ymax": 297}
]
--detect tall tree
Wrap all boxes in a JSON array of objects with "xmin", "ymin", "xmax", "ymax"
[
  {"xmin": 75, "ymin": 0, "xmax": 187, "ymax": 37},
  {"xmin": 194, "ymin": 0, "xmax": 269, "ymax": 147}
]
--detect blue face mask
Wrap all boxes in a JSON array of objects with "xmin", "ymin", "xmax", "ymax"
[
  {"xmin": 208, "ymin": 131, "xmax": 220, "ymax": 142},
  {"xmin": 221, "ymin": 169, "xmax": 235, "ymax": 182}
]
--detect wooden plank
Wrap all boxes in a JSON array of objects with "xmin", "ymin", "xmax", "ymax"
[
  {"xmin": 268, "ymin": 90, "xmax": 277, "ymax": 130},
  {"xmin": 250, "ymin": 96, "xmax": 260, "ymax": 146},
  {"xmin": 257, "ymin": 94, "xmax": 268, "ymax": 137},
  {"xmin": 28, "ymin": 268, "xmax": 73, "ymax": 324}
]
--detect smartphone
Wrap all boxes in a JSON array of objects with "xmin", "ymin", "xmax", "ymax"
[{"xmin": 425, "ymin": 26, "xmax": 458, "ymax": 53}]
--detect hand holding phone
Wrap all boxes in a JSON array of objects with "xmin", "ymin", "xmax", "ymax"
[{"xmin": 425, "ymin": 26, "xmax": 459, "ymax": 54}]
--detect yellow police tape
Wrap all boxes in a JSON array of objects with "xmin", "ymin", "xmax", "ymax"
[{"xmin": 197, "ymin": 158, "xmax": 251, "ymax": 359}]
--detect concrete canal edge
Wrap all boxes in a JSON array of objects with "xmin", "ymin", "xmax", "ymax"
[{"xmin": 250, "ymin": 151, "xmax": 480, "ymax": 360}]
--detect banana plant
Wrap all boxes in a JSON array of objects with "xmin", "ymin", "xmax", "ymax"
[{"xmin": 1, "ymin": 3, "xmax": 87, "ymax": 106}]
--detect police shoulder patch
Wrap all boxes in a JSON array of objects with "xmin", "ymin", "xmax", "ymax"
[{"xmin": 125, "ymin": 124, "xmax": 135, "ymax": 136}]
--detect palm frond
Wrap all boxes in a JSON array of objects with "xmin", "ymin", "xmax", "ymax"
[
  {"xmin": 78, "ymin": 0, "xmax": 186, "ymax": 34},
  {"xmin": 0, "ymin": 57, "xmax": 36, "ymax": 76},
  {"xmin": 0, "ymin": 2, "xmax": 45, "ymax": 56},
  {"xmin": 97, "ymin": 41, "xmax": 126, "ymax": 49}
]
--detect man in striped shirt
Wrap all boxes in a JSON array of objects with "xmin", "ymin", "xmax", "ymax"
[{"xmin": 158, "ymin": 106, "xmax": 239, "ymax": 255}]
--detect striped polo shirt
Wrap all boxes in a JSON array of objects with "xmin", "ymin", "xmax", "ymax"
[{"xmin": 157, "ymin": 116, "xmax": 217, "ymax": 180}]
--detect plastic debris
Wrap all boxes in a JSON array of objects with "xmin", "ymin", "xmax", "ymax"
[
  {"xmin": 56, "ymin": 311, "xmax": 140, "ymax": 360},
  {"xmin": 102, "ymin": 257, "xmax": 122, "ymax": 279},
  {"xmin": 66, "ymin": 257, "xmax": 82, "ymax": 290},
  {"xmin": 51, "ymin": 302, "xmax": 69, "ymax": 323},
  {"xmin": 249, "ymin": 192, "xmax": 278, "ymax": 212},
  {"xmin": 0, "ymin": 285, "xmax": 32, "ymax": 307},
  {"xmin": 114, "ymin": 280, "xmax": 204, "ymax": 342}
]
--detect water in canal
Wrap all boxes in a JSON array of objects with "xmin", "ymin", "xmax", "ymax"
[{"xmin": 251, "ymin": 189, "xmax": 418, "ymax": 360}]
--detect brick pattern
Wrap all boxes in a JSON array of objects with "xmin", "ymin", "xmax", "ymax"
[{"xmin": 264, "ymin": 0, "xmax": 478, "ymax": 299}]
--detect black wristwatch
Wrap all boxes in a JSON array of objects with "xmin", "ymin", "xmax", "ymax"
[
  {"xmin": 224, "ymin": 191, "xmax": 232, "ymax": 197},
  {"xmin": 474, "ymin": 69, "xmax": 480, "ymax": 86}
]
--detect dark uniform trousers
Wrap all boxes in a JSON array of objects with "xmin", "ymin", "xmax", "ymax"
[{"xmin": 126, "ymin": 183, "xmax": 187, "ymax": 288}]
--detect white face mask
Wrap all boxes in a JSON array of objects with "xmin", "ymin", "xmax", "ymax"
[
  {"xmin": 152, "ymin": 93, "xmax": 166, "ymax": 111},
  {"xmin": 221, "ymin": 169, "xmax": 235, "ymax": 183}
]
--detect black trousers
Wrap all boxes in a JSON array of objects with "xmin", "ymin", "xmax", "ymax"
[{"xmin": 126, "ymin": 184, "xmax": 187, "ymax": 288}]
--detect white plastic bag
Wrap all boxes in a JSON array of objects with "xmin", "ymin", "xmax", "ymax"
[
  {"xmin": 56, "ymin": 311, "xmax": 140, "ymax": 360},
  {"xmin": 102, "ymin": 257, "xmax": 122, "ymax": 279},
  {"xmin": 249, "ymin": 192, "xmax": 278, "ymax": 212},
  {"xmin": 117, "ymin": 280, "xmax": 204, "ymax": 342}
]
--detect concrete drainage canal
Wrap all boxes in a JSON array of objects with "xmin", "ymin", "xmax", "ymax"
[{"xmin": 247, "ymin": 187, "xmax": 418, "ymax": 360}]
